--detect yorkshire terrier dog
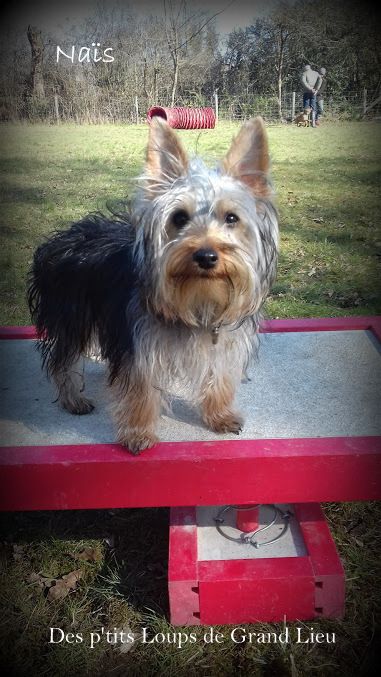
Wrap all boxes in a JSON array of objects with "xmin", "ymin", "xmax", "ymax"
[
  {"xmin": 295, "ymin": 108, "xmax": 311, "ymax": 127},
  {"xmin": 28, "ymin": 117, "xmax": 278, "ymax": 454}
]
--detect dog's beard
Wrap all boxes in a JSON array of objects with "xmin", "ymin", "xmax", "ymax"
[{"xmin": 152, "ymin": 247, "xmax": 258, "ymax": 328}]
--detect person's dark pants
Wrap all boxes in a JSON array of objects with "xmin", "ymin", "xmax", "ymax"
[
  {"xmin": 303, "ymin": 93, "xmax": 317, "ymax": 125},
  {"xmin": 316, "ymin": 98, "xmax": 324, "ymax": 121}
]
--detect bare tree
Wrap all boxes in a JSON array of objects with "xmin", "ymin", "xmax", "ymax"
[
  {"xmin": 274, "ymin": 18, "xmax": 290, "ymax": 120},
  {"xmin": 163, "ymin": 0, "xmax": 229, "ymax": 106},
  {"xmin": 163, "ymin": 0, "xmax": 185, "ymax": 106},
  {"xmin": 27, "ymin": 25, "xmax": 45, "ymax": 97}
]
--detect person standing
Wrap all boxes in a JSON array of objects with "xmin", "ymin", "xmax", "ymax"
[
  {"xmin": 300, "ymin": 65, "xmax": 322, "ymax": 127},
  {"xmin": 316, "ymin": 67, "xmax": 327, "ymax": 125}
]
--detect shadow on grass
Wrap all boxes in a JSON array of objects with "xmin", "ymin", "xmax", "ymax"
[
  {"xmin": 0, "ymin": 156, "xmax": 141, "ymax": 179},
  {"xmin": 282, "ymin": 221, "xmax": 377, "ymax": 250},
  {"xmin": 277, "ymin": 161, "xmax": 381, "ymax": 188},
  {"xmin": 0, "ymin": 507, "xmax": 170, "ymax": 616},
  {"xmin": 0, "ymin": 181, "xmax": 49, "ymax": 205}
]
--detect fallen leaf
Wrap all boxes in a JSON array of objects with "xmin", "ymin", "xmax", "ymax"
[
  {"xmin": 43, "ymin": 569, "xmax": 83, "ymax": 601},
  {"xmin": 76, "ymin": 547, "xmax": 102, "ymax": 562},
  {"xmin": 62, "ymin": 570, "xmax": 82, "ymax": 588},
  {"xmin": 29, "ymin": 572, "xmax": 44, "ymax": 586},
  {"xmin": 29, "ymin": 572, "xmax": 57, "ymax": 589},
  {"xmin": 48, "ymin": 579, "xmax": 70, "ymax": 602}
]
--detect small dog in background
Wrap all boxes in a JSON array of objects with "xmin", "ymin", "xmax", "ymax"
[
  {"xmin": 295, "ymin": 108, "xmax": 311, "ymax": 127},
  {"xmin": 28, "ymin": 117, "xmax": 279, "ymax": 454}
]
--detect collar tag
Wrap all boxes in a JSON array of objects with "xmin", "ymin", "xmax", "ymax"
[{"xmin": 211, "ymin": 326, "xmax": 220, "ymax": 345}]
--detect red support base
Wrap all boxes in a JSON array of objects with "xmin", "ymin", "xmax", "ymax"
[
  {"xmin": 168, "ymin": 503, "xmax": 345, "ymax": 626},
  {"xmin": 236, "ymin": 505, "xmax": 260, "ymax": 532}
]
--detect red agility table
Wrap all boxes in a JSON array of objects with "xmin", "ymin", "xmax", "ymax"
[{"xmin": 1, "ymin": 317, "xmax": 380, "ymax": 624}]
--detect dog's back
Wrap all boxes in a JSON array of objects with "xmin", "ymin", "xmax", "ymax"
[{"xmin": 28, "ymin": 214, "xmax": 137, "ymax": 379}]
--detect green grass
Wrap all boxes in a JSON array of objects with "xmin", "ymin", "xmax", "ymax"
[
  {"xmin": 0, "ymin": 121, "xmax": 381, "ymax": 676},
  {"xmin": 0, "ymin": 121, "xmax": 380, "ymax": 323}
]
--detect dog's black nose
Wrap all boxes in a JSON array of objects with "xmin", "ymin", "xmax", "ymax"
[{"xmin": 192, "ymin": 248, "xmax": 219, "ymax": 269}]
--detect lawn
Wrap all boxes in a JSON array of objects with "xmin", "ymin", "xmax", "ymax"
[
  {"xmin": 0, "ymin": 120, "xmax": 380, "ymax": 324},
  {"xmin": 0, "ymin": 120, "xmax": 380, "ymax": 676}
]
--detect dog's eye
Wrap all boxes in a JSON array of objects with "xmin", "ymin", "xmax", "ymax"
[
  {"xmin": 172, "ymin": 209, "xmax": 190, "ymax": 229},
  {"xmin": 225, "ymin": 212, "xmax": 239, "ymax": 226}
]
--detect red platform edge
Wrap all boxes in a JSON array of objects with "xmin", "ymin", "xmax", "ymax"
[
  {"xmin": 0, "ymin": 317, "xmax": 380, "ymax": 511},
  {"xmin": 168, "ymin": 503, "xmax": 345, "ymax": 625},
  {"xmin": 1, "ymin": 436, "xmax": 380, "ymax": 510},
  {"xmin": 1, "ymin": 316, "xmax": 381, "ymax": 341}
]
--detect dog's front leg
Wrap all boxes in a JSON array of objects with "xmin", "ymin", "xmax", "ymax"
[
  {"xmin": 200, "ymin": 371, "xmax": 243, "ymax": 435},
  {"xmin": 111, "ymin": 368, "xmax": 161, "ymax": 454}
]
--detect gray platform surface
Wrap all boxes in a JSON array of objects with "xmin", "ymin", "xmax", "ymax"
[
  {"xmin": 0, "ymin": 330, "xmax": 380, "ymax": 447},
  {"xmin": 196, "ymin": 504, "xmax": 307, "ymax": 560}
]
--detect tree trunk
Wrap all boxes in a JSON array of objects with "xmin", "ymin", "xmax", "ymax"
[
  {"xmin": 153, "ymin": 67, "xmax": 159, "ymax": 102},
  {"xmin": 276, "ymin": 27, "xmax": 287, "ymax": 121},
  {"xmin": 277, "ymin": 69, "xmax": 283, "ymax": 120},
  {"xmin": 170, "ymin": 57, "xmax": 179, "ymax": 106},
  {"xmin": 27, "ymin": 25, "xmax": 45, "ymax": 97}
]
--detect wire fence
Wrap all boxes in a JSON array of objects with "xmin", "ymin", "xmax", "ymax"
[
  {"xmin": 216, "ymin": 90, "xmax": 380, "ymax": 123},
  {"xmin": 0, "ymin": 88, "xmax": 380, "ymax": 124}
]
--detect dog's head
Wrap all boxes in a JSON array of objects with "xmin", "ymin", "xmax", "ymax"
[{"xmin": 133, "ymin": 117, "xmax": 278, "ymax": 328}]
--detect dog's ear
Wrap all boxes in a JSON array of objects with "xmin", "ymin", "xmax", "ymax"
[
  {"xmin": 222, "ymin": 117, "xmax": 271, "ymax": 197},
  {"xmin": 146, "ymin": 117, "xmax": 188, "ymax": 183}
]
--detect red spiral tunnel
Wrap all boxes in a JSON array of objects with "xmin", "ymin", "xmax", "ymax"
[{"xmin": 147, "ymin": 106, "xmax": 216, "ymax": 129}]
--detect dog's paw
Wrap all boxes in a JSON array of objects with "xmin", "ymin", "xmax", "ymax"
[
  {"xmin": 119, "ymin": 430, "xmax": 159, "ymax": 455},
  {"xmin": 62, "ymin": 397, "xmax": 95, "ymax": 415},
  {"xmin": 205, "ymin": 410, "xmax": 244, "ymax": 435}
]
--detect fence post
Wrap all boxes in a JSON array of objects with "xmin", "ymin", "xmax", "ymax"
[
  {"xmin": 54, "ymin": 93, "xmax": 59, "ymax": 123},
  {"xmin": 134, "ymin": 96, "xmax": 139, "ymax": 124},
  {"xmin": 214, "ymin": 90, "xmax": 219, "ymax": 122},
  {"xmin": 363, "ymin": 88, "xmax": 367, "ymax": 115},
  {"xmin": 291, "ymin": 91, "xmax": 296, "ymax": 120}
]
